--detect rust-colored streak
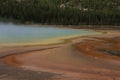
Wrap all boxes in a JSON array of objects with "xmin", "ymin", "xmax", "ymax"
[
  {"xmin": 3, "ymin": 56, "xmax": 21, "ymax": 66},
  {"xmin": 74, "ymin": 37, "xmax": 120, "ymax": 60}
]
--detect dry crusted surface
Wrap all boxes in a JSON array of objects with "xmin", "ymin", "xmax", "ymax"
[{"xmin": 0, "ymin": 61, "xmax": 58, "ymax": 80}]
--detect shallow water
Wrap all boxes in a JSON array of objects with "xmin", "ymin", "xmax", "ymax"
[{"xmin": 0, "ymin": 23, "xmax": 98, "ymax": 46}]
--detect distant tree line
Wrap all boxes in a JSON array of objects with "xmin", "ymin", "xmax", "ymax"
[{"xmin": 0, "ymin": 0, "xmax": 120, "ymax": 28}]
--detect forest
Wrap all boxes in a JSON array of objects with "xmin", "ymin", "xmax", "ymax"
[{"xmin": 0, "ymin": 0, "xmax": 120, "ymax": 27}]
